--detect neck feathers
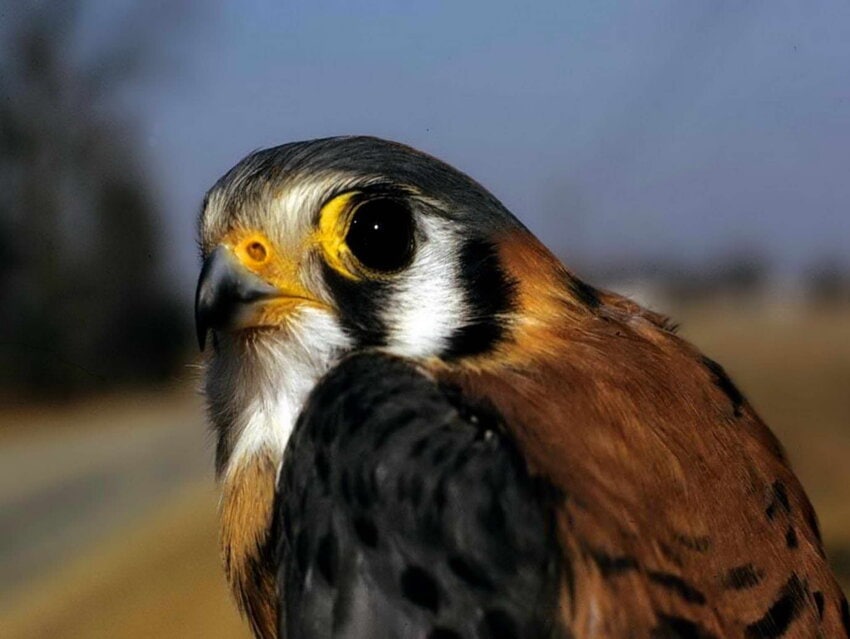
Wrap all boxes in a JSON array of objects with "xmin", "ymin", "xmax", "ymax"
[
  {"xmin": 220, "ymin": 450, "xmax": 279, "ymax": 639},
  {"xmin": 207, "ymin": 311, "xmax": 350, "ymax": 638}
]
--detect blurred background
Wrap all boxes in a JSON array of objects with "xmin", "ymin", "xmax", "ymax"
[{"xmin": 1, "ymin": 1, "xmax": 847, "ymax": 637}]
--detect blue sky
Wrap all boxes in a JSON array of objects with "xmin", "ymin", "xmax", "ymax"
[{"xmin": 90, "ymin": 1, "xmax": 850, "ymax": 290}]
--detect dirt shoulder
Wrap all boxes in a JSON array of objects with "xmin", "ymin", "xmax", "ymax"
[{"xmin": 1, "ymin": 481, "xmax": 249, "ymax": 639}]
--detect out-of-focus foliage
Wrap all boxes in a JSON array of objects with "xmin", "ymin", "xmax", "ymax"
[
  {"xmin": 806, "ymin": 259, "xmax": 850, "ymax": 307},
  {"xmin": 0, "ymin": 1, "xmax": 191, "ymax": 397}
]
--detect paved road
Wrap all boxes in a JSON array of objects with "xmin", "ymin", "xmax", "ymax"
[{"xmin": 0, "ymin": 392, "xmax": 213, "ymax": 599}]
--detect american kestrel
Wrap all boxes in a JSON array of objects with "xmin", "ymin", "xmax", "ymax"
[{"xmin": 195, "ymin": 137, "xmax": 849, "ymax": 638}]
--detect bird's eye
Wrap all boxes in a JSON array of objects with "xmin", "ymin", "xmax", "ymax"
[{"xmin": 345, "ymin": 199, "xmax": 415, "ymax": 273}]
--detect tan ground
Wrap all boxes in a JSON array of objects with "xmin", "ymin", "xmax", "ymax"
[
  {"xmin": 2, "ymin": 482, "xmax": 250, "ymax": 639},
  {"xmin": 1, "ymin": 304, "xmax": 847, "ymax": 638}
]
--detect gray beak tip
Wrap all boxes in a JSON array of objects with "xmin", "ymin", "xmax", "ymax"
[{"xmin": 194, "ymin": 246, "xmax": 278, "ymax": 352}]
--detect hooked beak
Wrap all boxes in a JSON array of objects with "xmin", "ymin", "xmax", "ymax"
[{"xmin": 194, "ymin": 246, "xmax": 279, "ymax": 351}]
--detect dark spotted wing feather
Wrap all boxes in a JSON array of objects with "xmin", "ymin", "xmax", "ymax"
[{"xmin": 275, "ymin": 353, "xmax": 565, "ymax": 639}]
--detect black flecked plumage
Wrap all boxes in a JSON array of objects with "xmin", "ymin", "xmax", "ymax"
[{"xmin": 276, "ymin": 353, "xmax": 564, "ymax": 639}]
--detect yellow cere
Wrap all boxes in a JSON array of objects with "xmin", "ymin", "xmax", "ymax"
[
  {"xmin": 312, "ymin": 191, "xmax": 360, "ymax": 280},
  {"xmin": 214, "ymin": 228, "xmax": 335, "ymax": 327},
  {"xmin": 221, "ymin": 229, "xmax": 309, "ymax": 300},
  {"xmin": 232, "ymin": 232, "xmax": 272, "ymax": 267}
]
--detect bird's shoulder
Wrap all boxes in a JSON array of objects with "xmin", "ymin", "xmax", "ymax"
[{"xmin": 431, "ymin": 284, "xmax": 849, "ymax": 639}]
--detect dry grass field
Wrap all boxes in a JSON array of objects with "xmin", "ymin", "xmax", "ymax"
[{"xmin": 1, "ymin": 303, "xmax": 848, "ymax": 638}]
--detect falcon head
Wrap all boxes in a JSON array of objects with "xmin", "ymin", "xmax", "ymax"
[
  {"xmin": 196, "ymin": 136, "xmax": 554, "ymax": 474},
  {"xmin": 196, "ymin": 136, "xmax": 523, "ymax": 361}
]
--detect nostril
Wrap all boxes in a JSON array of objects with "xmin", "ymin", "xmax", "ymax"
[{"xmin": 246, "ymin": 241, "xmax": 267, "ymax": 262}]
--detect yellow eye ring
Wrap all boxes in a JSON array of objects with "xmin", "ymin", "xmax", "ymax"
[
  {"xmin": 313, "ymin": 190, "xmax": 416, "ymax": 279},
  {"xmin": 313, "ymin": 192, "xmax": 359, "ymax": 279}
]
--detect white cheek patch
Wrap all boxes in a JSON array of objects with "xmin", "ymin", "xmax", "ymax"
[
  {"xmin": 383, "ymin": 217, "xmax": 466, "ymax": 358},
  {"xmin": 205, "ymin": 307, "xmax": 351, "ymax": 480}
]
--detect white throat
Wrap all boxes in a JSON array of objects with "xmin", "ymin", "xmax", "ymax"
[{"xmin": 204, "ymin": 306, "xmax": 351, "ymax": 479}]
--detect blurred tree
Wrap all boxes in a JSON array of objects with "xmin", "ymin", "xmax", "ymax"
[
  {"xmin": 709, "ymin": 252, "xmax": 769, "ymax": 297},
  {"xmin": 0, "ymin": 1, "xmax": 191, "ymax": 398},
  {"xmin": 806, "ymin": 258, "xmax": 850, "ymax": 306}
]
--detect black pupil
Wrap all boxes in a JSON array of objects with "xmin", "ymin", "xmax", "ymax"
[{"xmin": 345, "ymin": 199, "xmax": 415, "ymax": 272}]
